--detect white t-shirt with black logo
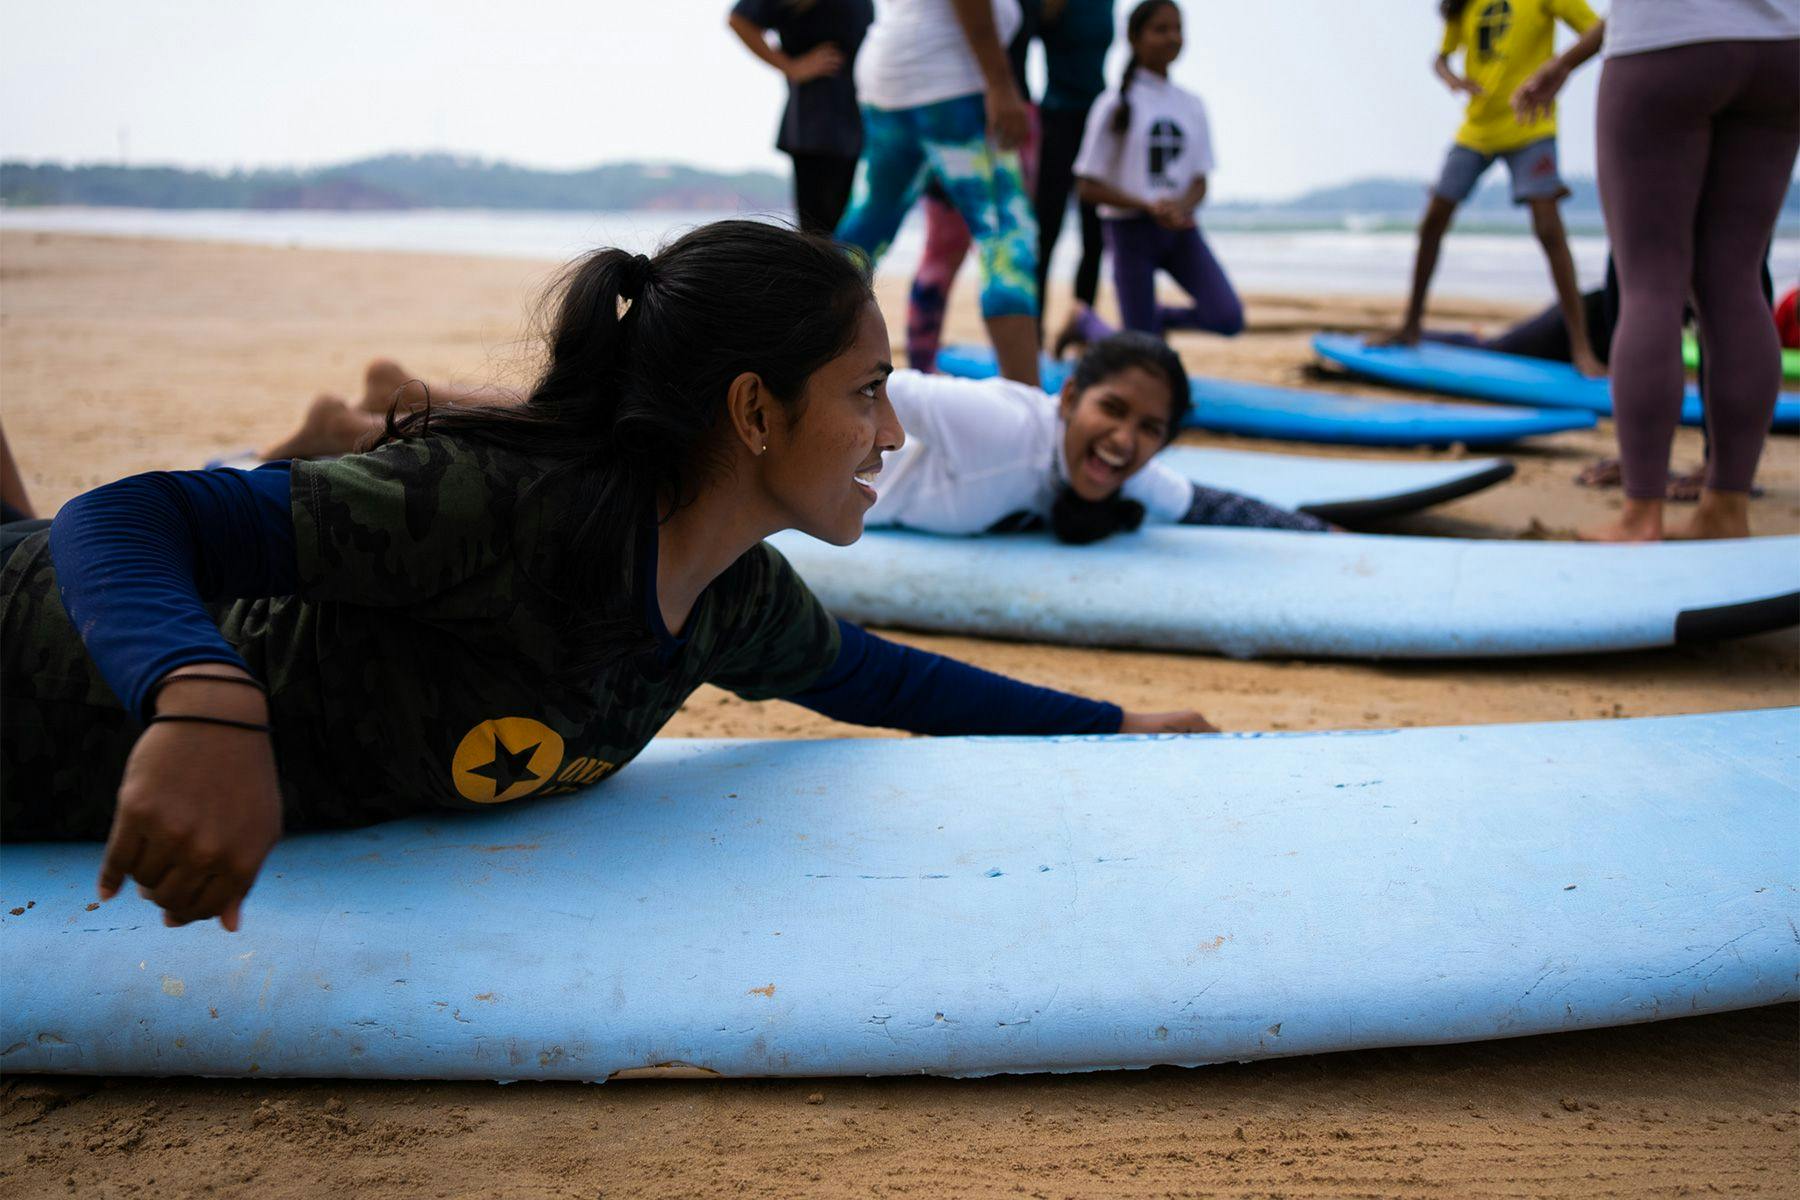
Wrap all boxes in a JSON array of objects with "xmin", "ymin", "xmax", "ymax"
[
  {"xmin": 867, "ymin": 369, "xmax": 1192, "ymax": 535},
  {"xmin": 856, "ymin": 0, "xmax": 1023, "ymax": 111},
  {"xmin": 1073, "ymin": 71, "xmax": 1216, "ymax": 220}
]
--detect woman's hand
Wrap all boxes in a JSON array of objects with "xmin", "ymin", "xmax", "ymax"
[
  {"xmin": 1119, "ymin": 709, "xmax": 1219, "ymax": 734},
  {"xmin": 97, "ymin": 669, "xmax": 283, "ymax": 931},
  {"xmin": 985, "ymin": 84, "xmax": 1031, "ymax": 151},
  {"xmin": 1150, "ymin": 198, "xmax": 1195, "ymax": 230},
  {"xmin": 784, "ymin": 43, "xmax": 844, "ymax": 84}
]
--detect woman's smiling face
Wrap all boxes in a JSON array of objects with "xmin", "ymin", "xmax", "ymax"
[
  {"xmin": 762, "ymin": 301, "xmax": 904, "ymax": 545},
  {"xmin": 1058, "ymin": 365, "xmax": 1176, "ymax": 502}
]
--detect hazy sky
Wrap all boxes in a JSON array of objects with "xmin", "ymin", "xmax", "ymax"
[{"xmin": 1, "ymin": 1, "xmax": 1606, "ymax": 202}]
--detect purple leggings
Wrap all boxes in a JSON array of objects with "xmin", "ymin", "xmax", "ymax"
[
  {"xmin": 1102, "ymin": 216, "xmax": 1244, "ymax": 338},
  {"xmin": 1599, "ymin": 38, "xmax": 1800, "ymax": 499}
]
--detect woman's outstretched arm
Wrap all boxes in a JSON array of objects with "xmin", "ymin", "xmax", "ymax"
[{"xmin": 789, "ymin": 620, "xmax": 1216, "ymax": 735}]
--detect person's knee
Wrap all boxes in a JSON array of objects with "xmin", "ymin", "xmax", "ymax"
[{"xmin": 1421, "ymin": 197, "xmax": 1457, "ymax": 236}]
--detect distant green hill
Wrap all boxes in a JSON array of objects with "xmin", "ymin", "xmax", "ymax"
[
  {"xmin": 0, "ymin": 154, "xmax": 790, "ymax": 211},
  {"xmin": 3, "ymin": 153, "xmax": 1794, "ymax": 227}
]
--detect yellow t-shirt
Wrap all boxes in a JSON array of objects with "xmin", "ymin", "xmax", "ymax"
[{"xmin": 1441, "ymin": 0, "xmax": 1599, "ymax": 155}]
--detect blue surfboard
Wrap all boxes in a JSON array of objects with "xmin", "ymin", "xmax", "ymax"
[
  {"xmin": 4, "ymin": 710, "xmax": 1793, "ymax": 1080},
  {"xmin": 932, "ymin": 344, "xmax": 1592, "ymax": 447},
  {"xmin": 1312, "ymin": 333, "xmax": 1800, "ymax": 431},
  {"xmin": 768, "ymin": 526, "xmax": 1800, "ymax": 658}
]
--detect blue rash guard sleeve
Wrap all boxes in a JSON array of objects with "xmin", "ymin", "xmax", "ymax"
[
  {"xmin": 48, "ymin": 464, "xmax": 299, "ymax": 722},
  {"xmin": 789, "ymin": 619, "xmax": 1123, "ymax": 735}
]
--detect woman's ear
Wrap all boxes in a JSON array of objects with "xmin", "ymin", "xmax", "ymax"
[
  {"xmin": 1057, "ymin": 377, "xmax": 1080, "ymax": 421},
  {"xmin": 726, "ymin": 371, "xmax": 771, "ymax": 456}
]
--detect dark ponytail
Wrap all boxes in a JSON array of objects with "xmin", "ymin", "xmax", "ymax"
[
  {"xmin": 1112, "ymin": 0, "xmax": 1179, "ymax": 135},
  {"xmin": 1439, "ymin": 0, "xmax": 1470, "ymax": 19},
  {"xmin": 1048, "ymin": 331, "xmax": 1191, "ymax": 545},
  {"xmin": 381, "ymin": 220, "xmax": 874, "ymax": 676}
]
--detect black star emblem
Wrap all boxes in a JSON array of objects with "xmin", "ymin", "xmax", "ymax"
[{"xmin": 465, "ymin": 734, "xmax": 543, "ymax": 797}]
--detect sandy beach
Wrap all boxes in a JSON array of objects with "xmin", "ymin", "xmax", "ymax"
[{"xmin": 1, "ymin": 231, "xmax": 1795, "ymax": 1197}]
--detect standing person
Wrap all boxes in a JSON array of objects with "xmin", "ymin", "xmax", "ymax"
[
  {"xmin": 1571, "ymin": 1, "xmax": 1799, "ymax": 541},
  {"xmin": 0, "ymin": 221, "xmax": 1211, "ymax": 933},
  {"xmin": 1038, "ymin": 0, "xmax": 1115, "ymax": 356},
  {"xmin": 904, "ymin": 4, "xmax": 1041, "ymax": 375},
  {"xmin": 729, "ymin": 0, "xmax": 875, "ymax": 235},
  {"xmin": 1071, "ymin": 0, "xmax": 1242, "ymax": 341},
  {"xmin": 836, "ymin": 0, "xmax": 1042, "ymax": 387},
  {"xmin": 870, "ymin": 333, "xmax": 1329, "ymax": 540},
  {"xmin": 1385, "ymin": 0, "xmax": 1605, "ymax": 379}
]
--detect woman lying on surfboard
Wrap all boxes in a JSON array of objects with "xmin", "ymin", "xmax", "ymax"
[
  {"xmin": 252, "ymin": 333, "xmax": 1329, "ymax": 544},
  {"xmin": 869, "ymin": 332, "xmax": 1329, "ymax": 542},
  {"xmin": 0, "ymin": 221, "xmax": 1213, "ymax": 933}
]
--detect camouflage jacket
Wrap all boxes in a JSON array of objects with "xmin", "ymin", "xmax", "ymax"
[{"xmin": 0, "ymin": 436, "xmax": 840, "ymax": 838}]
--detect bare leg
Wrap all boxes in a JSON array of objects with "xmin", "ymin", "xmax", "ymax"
[
  {"xmin": 1670, "ymin": 488, "xmax": 1752, "ymax": 539},
  {"xmin": 0, "ymin": 420, "xmax": 36, "ymax": 520},
  {"xmin": 1383, "ymin": 195, "xmax": 1458, "ymax": 345},
  {"xmin": 260, "ymin": 395, "xmax": 386, "ymax": 461},
  {"xmin": 1530, "ymin": 199, "xmax": 1606, "ymax": 378}
]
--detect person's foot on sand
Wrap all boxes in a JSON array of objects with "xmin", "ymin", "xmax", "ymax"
[
  {"xmin": 1667, "ymin": 489, "xmax": 1751, "ymax": 540},
  {"xmin": 260, "ymin": 394, "xmax": 385, "ymax": 461},
  {"xmin": 1666, "ymin": 465, "xmax": 1705, "ymax": 503},
  {"xmin": 1577, "ymin": 496, "xmax": 1663, "ymax": 542},
  {"xmin": 1574, "ymin": 457, "xmax": 1623, "ymax": 489},
  {"xmin": 360, "ymin": 358, "xmax": 425, "ymax": 414}
]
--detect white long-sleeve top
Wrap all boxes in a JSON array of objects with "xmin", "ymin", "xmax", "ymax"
[{"xmin": 868, "ymin": 369, "xmax": 1194, "ymax": 534}]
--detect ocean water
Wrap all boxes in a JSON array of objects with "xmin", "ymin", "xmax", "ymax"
[{"xmin": 3, "ymin": 205, "xmax": 1796, "ymax": 305}]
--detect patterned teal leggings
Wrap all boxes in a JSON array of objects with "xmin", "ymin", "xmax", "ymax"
[{"xmin": 836, "ymin": 93, "xmax": 1039, "ymax": 320}]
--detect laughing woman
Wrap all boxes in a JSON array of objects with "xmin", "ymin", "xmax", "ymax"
[
  {"xmin": 0, "ymin": 221, "xmax": 1210, "ymax": 933},
  {"xmin": 870, "ymin": 332, "xmax": 1329, "ymax": 542}
]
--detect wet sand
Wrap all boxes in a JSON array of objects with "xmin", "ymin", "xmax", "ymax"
[{"xmin": 1, "ymin": 231, "xmax": 1795, "ymax": 1197}]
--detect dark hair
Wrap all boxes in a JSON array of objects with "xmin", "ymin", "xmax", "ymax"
[
  {"xmin": 1049, "ymin": 332, "xmax": 1191, "ymax": 545},
  {"xmin": 1112, "ymin": 0, "xmax": 1180, "ymax": 135},
  {"xmin": 1439, "ymin": 0, "xmax": 1470, "ymax": 19},
  {"xmin": 383, "ymin": 219, "xmax": 874, "ymax": 675}
]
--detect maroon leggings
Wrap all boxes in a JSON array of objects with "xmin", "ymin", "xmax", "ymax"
[{"xmin": 1598, "ymin": 38, "xmax": 1800, "ymax": 499}]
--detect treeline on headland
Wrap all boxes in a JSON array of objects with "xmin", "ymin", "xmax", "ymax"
[
  {"xmin": 0, "ymin": 154, "xmax": 791, "ymax": 212},
  {"xmin": 2, "ymin": 153, "xmax": 1794, "ymax": 226}
]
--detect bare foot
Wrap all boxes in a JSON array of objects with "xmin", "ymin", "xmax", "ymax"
[
  {"xmin": 1666, "ymin": 465, "xmax": 1705, "ymax": 504},
  {"xmin": 360, "ymin": 358, "xmax": 425, "ymax": 414},
  {"xmin": 1375, "ymin": 326, "xmax": 1421, "ymax": 349},
  {"xmin": 1574, "ymin": 457, "xmax": 1623, "ymax": 489},
  {"xmin": 260, "ymin": 394, "xmax": 385, "ymax": 461},
  {"xmin": 1668, "ymin": 489, "xmax": 1751, "ymax": 540},
  {"xmin": 1577, "ymin": 497, "xmax": 1664, "ymax": 542},
  {"xmin": 1051, "ymin": 309, "xmax": 1090, "ymax": 360},
  {"xmin": 1571, "ymin": 350, "xmax": 1608, "ymax": 380}
]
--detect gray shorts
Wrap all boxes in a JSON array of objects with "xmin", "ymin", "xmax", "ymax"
[{"xmin": 1433, "ymin": 137, "xmax": 1568, "ymax": 205}]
